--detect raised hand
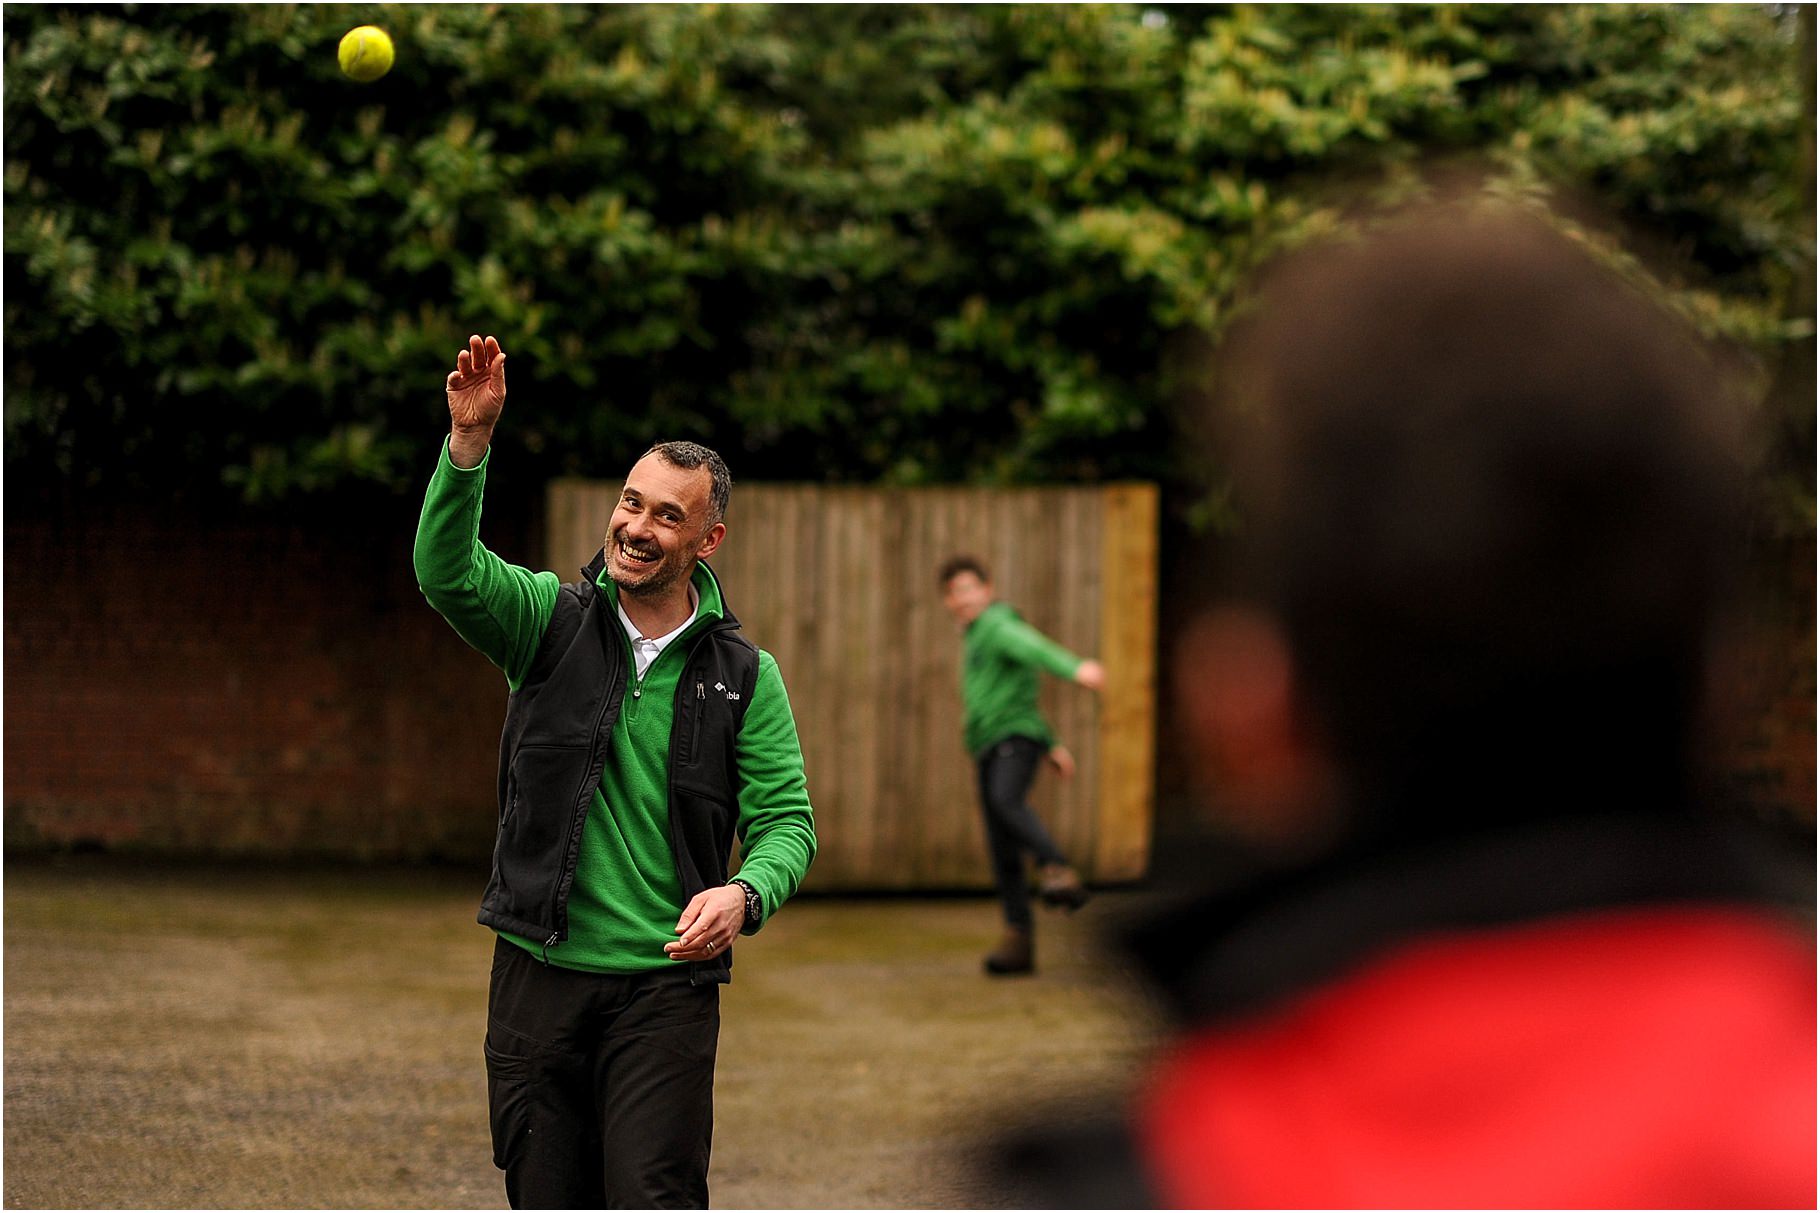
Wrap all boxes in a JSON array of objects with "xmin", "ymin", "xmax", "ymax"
[
  {"xmin": 447, "ymin": 333, "xmax": 507, "ymax": 431},
  {"xmin": 445, "ymin": 334, "xmax": 506, "ymax": 468}
]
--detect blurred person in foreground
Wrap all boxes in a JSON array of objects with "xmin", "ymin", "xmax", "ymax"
[
  {"xmin": 415, "ymin": 336, "xmax": 817, "ymax": 1208},
  {"xmin": 996, "ymin": 199, "xmax": 1816, "ymax": 1207},
  {"xmin": 940, "ymin": 555, "xmax": 1106, "ymax": 974}
]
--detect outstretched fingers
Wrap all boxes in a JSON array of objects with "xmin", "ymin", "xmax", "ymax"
[
  {"xmin": 446, "ymin": 335, "xmax": 507, "ymax": 438},
  {"xmin": 452, "ymin": 335, "xmax": 505, "ymax": 381}
]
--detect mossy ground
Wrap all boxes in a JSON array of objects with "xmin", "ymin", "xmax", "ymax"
[{"xmin": 5, "ymin": 856, "xmax": 1160, "ymax": 1208}]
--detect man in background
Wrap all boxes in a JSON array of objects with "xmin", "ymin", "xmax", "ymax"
[
  {"xmin": 998, "ymin": 198, "xmax": 1815, "ymax": 1207},
  {"xmin": 940, "ymin": 556, "xmax": 1105, "ymax": 975}
]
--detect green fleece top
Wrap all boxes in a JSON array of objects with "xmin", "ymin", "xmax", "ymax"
[
  {"xmin": 960, "ymin": 600, "xmax": 1086, "ymax": 757},
  {"xmin": 414, "ymin": 440, "xmax": 816, "ymax": 973}
]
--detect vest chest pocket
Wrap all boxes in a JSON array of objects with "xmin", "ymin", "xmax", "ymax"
[
  {"xmin": 677, "ymin": 674, "xmax": 744, "ymax": 771},
  {"xmin": 678, "ymin": 678, "xmax": 707, "ymax": 766}
]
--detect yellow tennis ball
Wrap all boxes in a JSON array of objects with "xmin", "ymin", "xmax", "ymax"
[{"xmin": 337, "ymin": 26, "xmax": 394, "ymax": 83}]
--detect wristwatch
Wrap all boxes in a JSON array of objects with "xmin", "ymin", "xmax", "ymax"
[{"xmin": 729, "ymin": 878, "xmax": 763, "ymax": 933}]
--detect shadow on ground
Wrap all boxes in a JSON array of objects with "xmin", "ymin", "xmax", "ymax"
[{"xmin": 4, "ymin": 856, "xmax": 1161, "ymax": 1209}]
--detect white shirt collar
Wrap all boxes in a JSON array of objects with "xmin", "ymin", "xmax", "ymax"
[{"xmin": 616, "ymin": 582, "xmax": 700, "ymax": 678}]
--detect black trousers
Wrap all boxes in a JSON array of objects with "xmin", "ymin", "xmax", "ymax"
[
  {"xmin": 975, "ymin": 735, "xmax": 1068, "ymax": 931},
  {"xmin": 484, "ymin": 937, "xmax": 721, "ymax": 1209}
]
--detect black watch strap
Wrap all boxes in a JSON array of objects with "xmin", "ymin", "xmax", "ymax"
[{"xmin": 730, "ymin": 879, "xmax": 763, "ymax": 931}]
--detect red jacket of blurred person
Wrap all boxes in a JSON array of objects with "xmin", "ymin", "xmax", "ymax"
[
  {"xmin": 1140, "ymin": 899, "xmax": 1815, "ymax": 1209},
  {"xmin": 989, "ymin": 814, "xmax": 1815, "ymax": 1211}
]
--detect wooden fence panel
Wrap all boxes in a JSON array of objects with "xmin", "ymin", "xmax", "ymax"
[{"xmin": 546, "ymin": 480, "xmax": 1157, "ymax": 891}]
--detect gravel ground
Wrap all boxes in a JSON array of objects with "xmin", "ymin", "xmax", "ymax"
[{"xmin": 4, "ymin": 856, "xmax": 1161, "ymax": 1209}]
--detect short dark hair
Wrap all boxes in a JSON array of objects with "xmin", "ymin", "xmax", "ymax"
[
  {"xmin": 1211, "ymin": 199, "xmax": 1746, "ymax": 824},
  {"xmin": 938, "ymin": 555, "xmax": 991, "ymax": 588},
  {"xmin": 644, "ymin": 441, "xmax": 731, "ymax": 527}
]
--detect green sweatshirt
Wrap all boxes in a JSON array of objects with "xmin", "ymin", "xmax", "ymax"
[
  {"xmin": 414, "ymin": 440, "xmax": 816, "ymax": 973},
  {"xmin": 959, "ymin": 600, "xmax": 1086, "ymax": 757}
]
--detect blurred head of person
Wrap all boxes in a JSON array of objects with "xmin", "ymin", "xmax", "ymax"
[
  {"xmin": 1177, "ymin": 196, "xmax": 1750, "ymax": 855},
  {"xmin": 940, "ymin": 555, "xmax": 996, "ymax": 625}
]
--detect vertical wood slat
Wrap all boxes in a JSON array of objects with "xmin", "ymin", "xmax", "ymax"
[
  {"xmin": 547, "ymin": 481, "xmax": 1156, "ymax": 891},
  {"xmin": 1093, "ymin": 484, "xmax": 1158, "ymax": 880}
]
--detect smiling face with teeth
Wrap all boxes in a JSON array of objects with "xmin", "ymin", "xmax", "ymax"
[{"xmin": 604, "ymin": 451, "xmax": 727, "ymax": 602}]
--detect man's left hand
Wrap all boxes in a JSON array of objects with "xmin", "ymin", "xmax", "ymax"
[{"xmin": 665, "ymin": 885, "xmax": 746, "ymax": 962}]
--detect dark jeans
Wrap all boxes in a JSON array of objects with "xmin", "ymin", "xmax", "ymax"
[
  {"xmin": 975, "ymin": 735, "xmax": 1068, "ymax": 930},
  {"xmin": 484, "ymin": 937, "xmax": 721, "ymax": 1209}
]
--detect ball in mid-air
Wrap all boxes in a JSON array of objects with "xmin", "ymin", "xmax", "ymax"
[{"xmin": 337, "ymin": 25, "xmax": 394, "ymax": 83}]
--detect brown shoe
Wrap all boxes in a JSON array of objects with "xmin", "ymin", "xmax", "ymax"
[
  {"xmin": 1038, "ymin": 863, "xmax": 1092, "ymax": 911},
  {"xmin": 983, "ymin": 926, "xmax": 1034, "ymax": 976}
]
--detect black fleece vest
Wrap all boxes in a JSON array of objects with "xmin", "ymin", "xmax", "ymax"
[{"xmin": 477, "ymin": 551, "xmax": 759, "ymax": 982}]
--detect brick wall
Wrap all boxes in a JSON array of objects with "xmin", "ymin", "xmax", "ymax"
[{"xmin": 4, "ymin": 496, "xmax": 541, "ymax": 861}]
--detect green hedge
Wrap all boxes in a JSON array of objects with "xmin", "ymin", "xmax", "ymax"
[{"xmin": 5, "ymin": 4, "xmax": 1810, "ymax": 511}]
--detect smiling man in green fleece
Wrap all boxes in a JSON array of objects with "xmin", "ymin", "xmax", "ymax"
[{"xmin": 414, "ymin": 334, "xmax": 816, "ymax": 1210}]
